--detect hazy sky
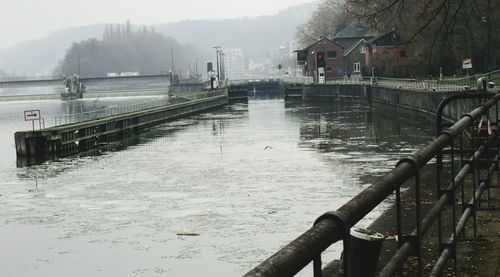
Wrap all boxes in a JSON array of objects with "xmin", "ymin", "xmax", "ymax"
[{"xmin": 0, "ymin": 0, "xmax": 316, "ymax": 49}]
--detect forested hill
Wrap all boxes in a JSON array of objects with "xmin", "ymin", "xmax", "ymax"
[
  {"xmin": 0, "ymin": 2, "xmax": 318, "ymax": 75},
  {"xmin": 56, "ymin": 25, "xmax": 195, "ymax": 77}
]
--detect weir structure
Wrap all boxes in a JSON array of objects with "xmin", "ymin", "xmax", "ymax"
[
  {"xmin": 246, "ymin": 88, "xmax": 500, "ymax": 276},
  {"xmin": 14, "ymin": 90, "xmax": 228, "ymax": 162}
]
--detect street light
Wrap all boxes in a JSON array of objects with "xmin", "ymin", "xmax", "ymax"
[
  {"xmin": 213, "ymin": 46, "xmax": 221, "ymax": 81},
  {"xmin": 310, "ymin": 51, "xmax": 317, "ymax": 83},
  {"xmin": 75, "ymin": 47, "xmax": 81, "ymax": 77},
  {"xmin": 219, "ymin": 51, "xmax": 225, "ymax": 81}
]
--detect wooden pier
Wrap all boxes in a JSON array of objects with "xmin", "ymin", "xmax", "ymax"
[{"xmin": 15, "ymin": 91, "xmax": 228, "ymax": 159}]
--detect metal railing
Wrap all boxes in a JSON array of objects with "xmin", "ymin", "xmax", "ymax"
[
  {"xmin": 245, "ymin": 92, "xmax": 500, "ymax": 276},
  {"xmin": 0, "ymin": 75, "xmax": 63, "ymax": 83},
  {"xmin": 325, "ymin": 77, "xmax": 371, "ymax": 85},
  {"xmin": 374, "ymin": 70, "xmax": 500, "ymax": 92},
  {"xmin": 225, "ymin": 76, "xmax": 314, "ymax": 86},
  {"xmin": 375, "ymin": 77, "xmax": 467, "ymax": 91},
  {"xmin": 52, "ymin": 90, "xmax": 226, "ymax": 127},
  {"xmin": 0, "ymin": 72, "xmax": 173, "ymax": 83}
]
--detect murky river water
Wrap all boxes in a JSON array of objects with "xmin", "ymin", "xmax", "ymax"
[{"xmin": 0, "ymin": 96, "xmax": 433, "ymax": 276}]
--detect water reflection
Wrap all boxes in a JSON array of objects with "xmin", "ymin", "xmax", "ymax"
[
  {"xmin": 288, "ymin": 100, "xmax": 433, "ymax": 153},
  {"xmin": 1, "ymin": 98, "xmax": 435, "ymax": 276},
  {"xmin": 17, "ymin": 103, "xmax": 248, "ymax": 173}
]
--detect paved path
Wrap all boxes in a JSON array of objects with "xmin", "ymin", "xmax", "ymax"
[{"xmin": 322, "ymin": 169, "xmax": 500, "ymax": 276}]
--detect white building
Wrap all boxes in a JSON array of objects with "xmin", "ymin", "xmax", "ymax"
[{"xmin": 223, "ymin": 48, "xmax": 247, "ymax": 79}]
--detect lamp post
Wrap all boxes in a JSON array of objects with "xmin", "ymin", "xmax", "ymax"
[
  {"xmin": 168, "ymin": 70, "xmax": 173, "ymax": 97},
  {"xmin": 481, "ymin": 0, "xmax": 491, "ymax": 72},
  {"xmin": 213, "ymin": 46, "xmax": 221, "ymax": 81},
  {"xmin": 75, "ymin": 47, "xmax": 81, "ymax": 77},
  {"xmin": 310, "ymin": 51, "xmax": 317, "ymax": 83},
  {"xmin": 219, "ymin": 50, "xmax": 225, "ymax": 81},
  {"xmin": 171, "ymin": 48, "xmax": 174, "ymax": 75}
]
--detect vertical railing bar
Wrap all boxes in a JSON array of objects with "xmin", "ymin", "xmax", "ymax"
[
  {"xmin": 437, "ymin": 139, "xmax": 443, "ymax": 247},
  {"xmin": 450, "ymin": 141, "xmax": 457, "ymax": 274},
  {"xmin": 415, "ymin": 166, "xmax": 423, "ymax": 277},
  {"xmin": 313, "ymin": 256, "xmax": 322, "ymax": 277},
  {"xmin": 472, "ymin": 117, "xmax": 478, "ymax": 237},
  {"xmin": 460, "ymin": 132, "xmax": 466, "ymax": 238},
  {"xmin": 497, "ymin": 100, "xmax": 500, "ymax": 189}
]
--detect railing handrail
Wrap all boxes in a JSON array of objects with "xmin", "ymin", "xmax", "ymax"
[
  {"xmin": 244, "ymin": 92, "xmax": 500, "ymax": 276},
  {"xmin": 51, "ymin": 90, "xmax": 226, "ymax": 127}
]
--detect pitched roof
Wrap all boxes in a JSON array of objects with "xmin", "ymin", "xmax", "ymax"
[
  {"xmin": 334, "ymin": 21, "xmax": 378, "ymax": 39},
  {"xmin": 296, "ymin": 37, "xmax": 344, "ymax": 52},
  {"xmin": 365, "ymin": 31, "xmax": 402, "ymax": 46},
  {"xmin": 343, "ymin": 39, "xmax": 366, "ymax": 56}
]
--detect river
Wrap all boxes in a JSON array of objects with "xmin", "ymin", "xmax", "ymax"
[{"xmin": 0, "ymin": 96, "xmax": 433, "ymax": 276}]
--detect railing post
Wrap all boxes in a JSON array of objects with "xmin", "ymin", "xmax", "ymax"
[
  {"xmin": 396, "ymin": 158, "xmax": 423, "ymax": 276},
  {"xmin": 313, "ymin": 212, "xmax": 350, "ymax": 277}
]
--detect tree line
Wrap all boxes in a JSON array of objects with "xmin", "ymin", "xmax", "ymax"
[
  {"xmin": 297, "ymin": 0, "xmax": 499, "ymax": 77},
  {"xmin": 54, "ymin": 21, "xmax": 198, "ymax": 77}
]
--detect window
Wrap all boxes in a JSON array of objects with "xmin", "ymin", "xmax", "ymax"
[
  {"xmin": 400, "ymin": 50, "xmax": 408, "ymax": 57},
  {"xmin": 360, "ymin": 46, "xmax": 366, "ymax": 54},
  {"xmin": 353, "ymin": 62, "xmax": 361, "ymax": 73},
  {"xmin": 326, "ymin": 51, "xmax": 337, "ymax": 59}
]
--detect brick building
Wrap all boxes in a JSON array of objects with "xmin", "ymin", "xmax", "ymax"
[
  {"xmin": 295, "ymin": 38, "xmax": 344, "ymax": 81},
  {"xmin": 365, "ymin": 31, "xmax": 410, "ymax": 67},
  {"xmin": 296, "ymin": 22, "xmax": 413, "ymax": 81},
  {"xmin": 334, "ymin": 22, "xmax": 378, "ymax": 77}
]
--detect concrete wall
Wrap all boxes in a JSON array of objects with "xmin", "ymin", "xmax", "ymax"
[
  {"xmin": 300, "ymin": 84, "xmax": 485, "ymax": 123},
  {"xmin": 15, "ymin": 93, "xmax": 228, "ymax": 158},
  {"xmin": 170, "ymin": 83, "xmax": 205, "ymax": 93}
]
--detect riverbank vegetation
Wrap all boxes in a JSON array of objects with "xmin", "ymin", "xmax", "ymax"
[
  {"xmin": 297, "ymin": 0, "xmax": 499, "ymax": 77},
  {"xmin": 55, "ymin": 21, "xmax": 196, "ymax": 77}
]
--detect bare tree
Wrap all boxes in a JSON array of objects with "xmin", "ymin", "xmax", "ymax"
[
  {"xmin": 346, "ymin": 0, "xmax": 499, "ymax": 74},
  {"xmin": 296, "ymin": 0, "xmax": 353, "ymax": 47}
]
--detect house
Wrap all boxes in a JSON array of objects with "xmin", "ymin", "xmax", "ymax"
[
  {"xmin": 334, "ymin": 22, "xmax": 378, "ymax": 77},
  {"xmin": 295, "ymin": 37, "xmax": 345, "ymax": 82},
  {"xmin": 295, "ymin": 22, "xmax": 413, "ymax": 81},
  {"xmin": 342, "ymin": 39, "xmax": 369, "ymax": 77},
  {"xmin": 333, "ymin": 22, "xmax": 378, "ymax": 49},
  {"xmin": 365, "ymin": 31, "xmax": 411, "ymax": 76}
]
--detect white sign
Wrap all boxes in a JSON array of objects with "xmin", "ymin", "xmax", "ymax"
[
  {"xmin": 24, "ymin": 110, "xmax": 41, "ymax": 121},
  {"xmin": 462, "ymin": 59, "xmax": 472, "ymax": 69}
]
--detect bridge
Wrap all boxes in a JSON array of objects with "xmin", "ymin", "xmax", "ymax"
[
  {"xmin": 0, "ymin": 74, "xmax": 305, "ymax": 100},
  {"xmin": 0, "ymin": 73, "xmax": 170, "ymax": 87}
]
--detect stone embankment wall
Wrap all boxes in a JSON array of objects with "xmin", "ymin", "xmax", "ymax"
[{"xmin": 298, "ymin": 84, "xmax": 485, "ymax": 122}]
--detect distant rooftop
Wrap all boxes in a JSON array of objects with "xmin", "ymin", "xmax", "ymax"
[
  {"xmin": 296, "ymin": 37, "xmax": 344, "ymax": 52},
  {"xmin": 334, "ymin": 21, "xmax": 379, "ymax": 39}
]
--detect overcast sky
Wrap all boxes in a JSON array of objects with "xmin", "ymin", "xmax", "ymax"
[{"xmin": 0, "ymin": 0, "xmax": 316, "ymax": 49}]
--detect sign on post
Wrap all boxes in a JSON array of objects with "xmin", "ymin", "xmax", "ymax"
[
  {"xmin": 24, "ymin": 110, "xmax": 41, "ymax": 121},
  {"xmin": 24, "ymin": 109, "xmax": 41, "ymax": 131},
  {"xmin": 462, "ymin": 59, "xmax": 472, "ymax": 69}
]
